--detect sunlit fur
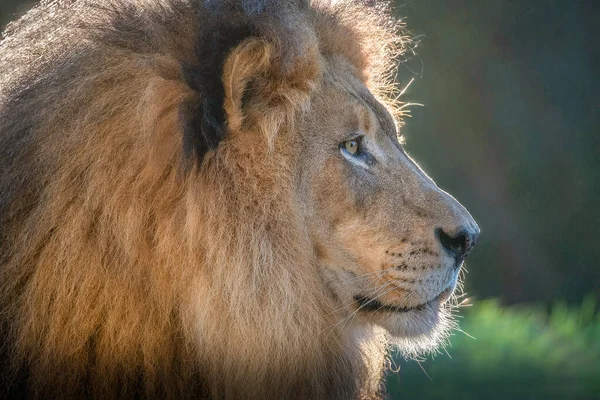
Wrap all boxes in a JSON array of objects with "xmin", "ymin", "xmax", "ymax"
[{"xmin": 0, "ymin": 1, "xmax": 420, "ymax": 398}]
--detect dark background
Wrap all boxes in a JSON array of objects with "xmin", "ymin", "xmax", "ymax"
[{"xmin": 2, "ymin": 1, "xmax": 599, "ymax": 398}]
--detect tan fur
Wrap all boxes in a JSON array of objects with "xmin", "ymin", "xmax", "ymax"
[{"xmin": 0, "ymin": 1, "xmax": 477, "ymax": 399}]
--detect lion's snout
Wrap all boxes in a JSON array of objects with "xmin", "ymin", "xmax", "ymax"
[{"xmin": 420, "ymin": 181, "xmax": 480, "ymax": 268}]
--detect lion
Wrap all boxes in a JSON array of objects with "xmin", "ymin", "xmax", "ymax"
[{"xmin": 0, "ymin": 0, "xmax": 479, "ymax": 398}]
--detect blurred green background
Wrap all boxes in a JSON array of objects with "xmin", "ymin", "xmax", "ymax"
[{"xmin": 2, "ymin": 1, "xmax": 599, "ymax": 399}]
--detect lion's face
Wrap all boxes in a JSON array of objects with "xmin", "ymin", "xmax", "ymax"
[{"xmin": 296, "ymin": 62, "xmax": 479, "ymax": 342}]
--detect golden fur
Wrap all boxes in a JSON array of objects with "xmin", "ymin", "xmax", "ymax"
[{"xmin": 0, "ymin": 1, "xmax": 477, "ymax": 399}]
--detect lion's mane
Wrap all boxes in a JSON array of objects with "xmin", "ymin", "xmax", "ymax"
[{"xmin": 0, "ymin": 1, "xmax": 406, "ymax": 398}]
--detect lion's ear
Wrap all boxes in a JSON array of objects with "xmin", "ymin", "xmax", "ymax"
[{"xmin": 222, "ymin": 39, "xmax": 273, "ymax": 132}]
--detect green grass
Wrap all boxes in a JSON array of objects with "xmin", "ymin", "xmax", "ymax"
[{"xmin": 386, "ymin": 297, "xmax": 600, "ymax": 400}]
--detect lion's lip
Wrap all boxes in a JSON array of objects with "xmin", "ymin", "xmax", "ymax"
[{"xmin": 354, "ymin": 287, "xmax": 453, "ymax": 313}]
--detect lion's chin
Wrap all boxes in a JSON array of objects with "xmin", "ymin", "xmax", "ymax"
[
  {"xmin": 377, "ymin": 304, "xmax": 457, "ymax": 358},
  {"xmin": 356, "ymin": 290, "xmax": 457, "ymax": 359},
  {"xmin": 378, "ymin": 302, "xmax": 442, "ymax": 337}
]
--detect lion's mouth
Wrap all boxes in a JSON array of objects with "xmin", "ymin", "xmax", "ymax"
[{"xmin": 353, "ymin": 287, "xmax": 453, "ymax": 313}]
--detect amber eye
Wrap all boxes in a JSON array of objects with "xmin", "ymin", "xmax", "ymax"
[{"xmin": 343, "ymin": 138, "xmax": 360, "ymax": 155}]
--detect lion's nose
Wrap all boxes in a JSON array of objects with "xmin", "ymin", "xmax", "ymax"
[{"xmin": 435, "ymin": 227, "xmax": 479, "ymax": 265}]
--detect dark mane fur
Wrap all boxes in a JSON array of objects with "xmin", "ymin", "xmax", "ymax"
[{"xmin": 88, "ymin": 0, "xmax": 309, "ymax": 162}]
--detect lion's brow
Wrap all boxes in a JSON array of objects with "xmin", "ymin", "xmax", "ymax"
[{"xmin": 350, "ymin": 91, "xmax": 398, "ymax": 144}]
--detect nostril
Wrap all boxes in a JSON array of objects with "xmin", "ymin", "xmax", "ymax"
[{"xmin": 436, "ymin": 228, "xmax": 476, "ymax": 262}]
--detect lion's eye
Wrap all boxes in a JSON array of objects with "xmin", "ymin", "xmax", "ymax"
[{"xmin": 342, "ymin": 138, "xmax": 361, "ymax": 156}]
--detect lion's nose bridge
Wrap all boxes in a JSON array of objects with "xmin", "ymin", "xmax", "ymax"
[{"xmin": 395, "ymin": 156, "xmax": 479, "ymax": 237}]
